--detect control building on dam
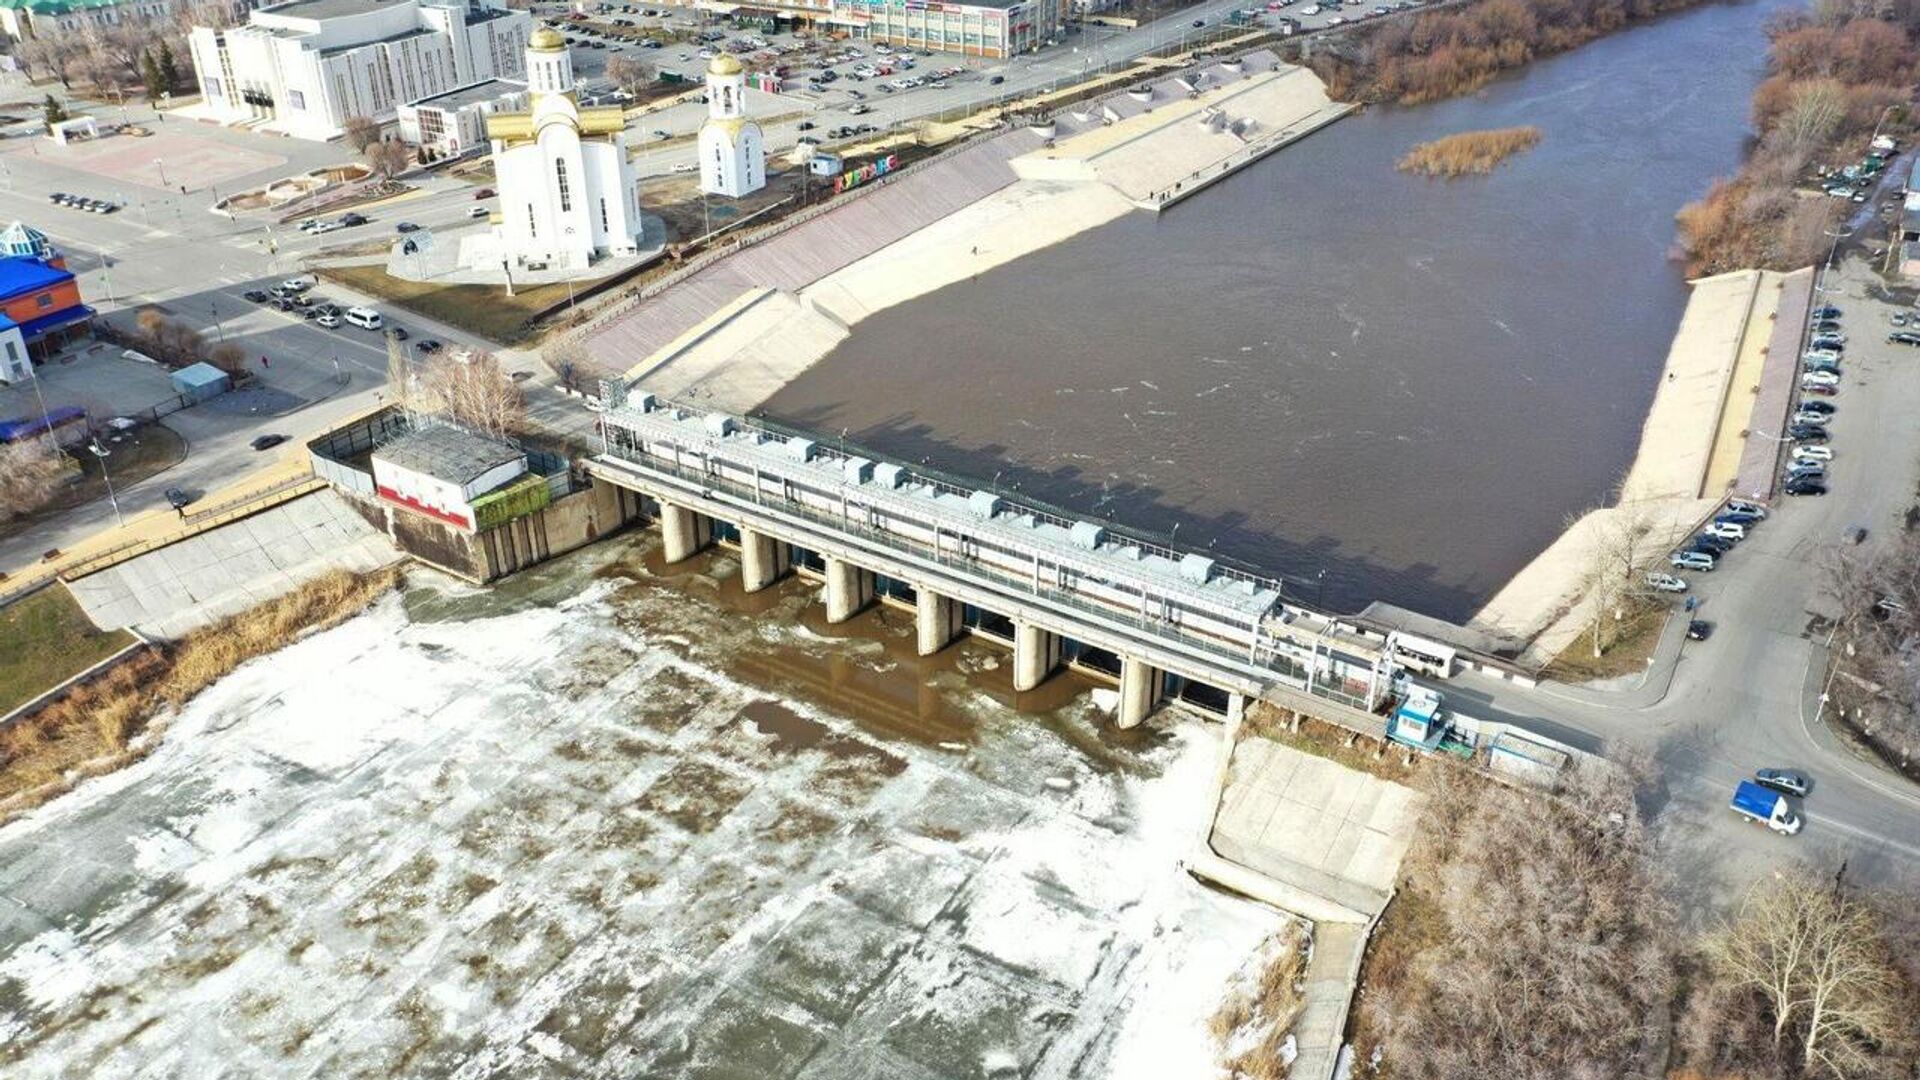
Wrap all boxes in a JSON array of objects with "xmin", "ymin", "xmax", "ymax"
[{"xmin": 590, "ymin": 394, "xmax": 1429, "ymax": 729}]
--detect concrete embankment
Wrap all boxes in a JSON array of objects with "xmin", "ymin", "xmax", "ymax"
[
  {"xmin": 1466, "ymin": 266, "xmax": 1813, "ymax": 663},
  {"xmin": 582, "ymin": 52, "xmax": 1349, "ymax": 412}
]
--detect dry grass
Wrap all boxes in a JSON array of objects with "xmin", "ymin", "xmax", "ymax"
[
  {"xmin": 0, "ymin": 567, "xmax": 401, "ymax": 819},
  {"xmin": 1542, "ymin": 595, "xmax": 1667, "ymax": 684},
  {"xmin": 316, "ymin": 264, "xmax": 602, "ymax": 346},
  {"xmin": 1211, "ymin": 924, "xmax": 1312, "ymax": 1080},
  {"xmin": 1242, "ymin": 702, "xmax": 1422, "ymax": 784},
  {"xmin": 1397, "ymin": 127, "xmax": 1542, "ymax": 178}
]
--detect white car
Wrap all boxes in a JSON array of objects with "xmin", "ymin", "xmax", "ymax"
[
  {"xmin": 1791, "ymin": 410, "xmax": 1831, "ymax": 426},
  {"xmin": 1793, "ymin": 445, "xmax": 1834, "ymax": 462},
  {"xmin": 466, "ymin": 205, "xmax": 490, "ymax": 219},
  {"xmin": 671, "ymin": 162, "xmax": 698, "ymax": 173},
  {"xmin": 1704, "ymin": 521, "xmax": 1746, "ymax": 541},
  {"xmin": 279, "ymin": 276, "xmax": 315, "ymax": 292},
  {"xmin": 1645, "ymin": 572, "xmax": 1689, "ymax": 594},
  {"xmin": 314, "ymin": 313, "xmax": 341, "ymax": 329},
  {"xmin": 1803, "ymin": 348, "xmax": 1841, "ymax": 363},
  {"xmin": 1802, "ymin": 370, "xmax": 1841, "ymax": 387},
  {"xmin": 1300, "ymin": 3, "xmax": 1320, "ymax": 11}
]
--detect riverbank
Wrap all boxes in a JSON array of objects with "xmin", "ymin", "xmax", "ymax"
[
  {"xmin": 1467, "ymin": 268, "xmax": 1809, "ymax": 662},
  {"xmin": 583, "ymin": 55, "xmax": 1350, "ymax": 411}
]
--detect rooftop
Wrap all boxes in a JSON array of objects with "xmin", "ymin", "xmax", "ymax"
[
  {"xmin": 374, "ymin": 423, "xmax": 525, "ymax": 485},
  {"xmin": 0, "ymin": 255, "xmax": 73, "ymax": 300},
  {"xmin": 257, "ymin": 0, "xmax": 402, "ymax": 20},
  {"xmin": 407, "ymin": 77, "xmax": 525, "ymax": 110}
]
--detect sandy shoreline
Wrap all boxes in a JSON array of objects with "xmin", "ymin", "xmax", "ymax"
[{"xmin": 1464, "ymin": 267, "xmax": 1810, "ymax": 663}]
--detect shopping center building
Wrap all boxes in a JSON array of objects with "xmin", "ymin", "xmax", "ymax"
[{"xmin": 699, "ymin": 0, "xmax": 1062, "ymax": 58}]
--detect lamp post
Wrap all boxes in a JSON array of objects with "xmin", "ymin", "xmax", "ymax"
[
  {"xmin": 153, "ymin": 157, "xmax": 167, "ymax": 187},
  {"xmin": 89, "ymin": 438, "xmax": 125, "ymax": 528}
]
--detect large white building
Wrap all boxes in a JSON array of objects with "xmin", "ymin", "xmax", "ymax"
[
  {"xmin": 697, "ymin": 53, "xmax": 765, "ymax": 199},
  {"xmin": 186, "ymin": 0, "xmax": 532, "ymax": 141},
  {"xmin": 396, "ymin": 77, "xmax": 526, "ymax": 156},
  {"xmin": 479, "ymin": 27, "xmax": 644, "ymax": 272}
]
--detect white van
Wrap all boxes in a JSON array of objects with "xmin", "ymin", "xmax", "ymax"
[{"xmin": 344, "ymin": 306, "xmax": 383, "ymax": 331}]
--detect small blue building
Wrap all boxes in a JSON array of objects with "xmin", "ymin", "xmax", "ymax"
[{"xmin": 170, "ymin": 362, "xmax": 232, "ymax": 404}]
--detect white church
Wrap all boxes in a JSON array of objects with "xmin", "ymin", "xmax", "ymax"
[
  {"xmin": 698, "ymin": 53, "xmax": 765, "ymax": 198},
  {"xmin": 481, "ymin": 26, "xmax": 644, "ymax": 273}
]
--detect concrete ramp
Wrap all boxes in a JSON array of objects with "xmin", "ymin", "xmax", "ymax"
[{"xmin": 66, "ymin": 490, "xmax": 401, "ymax": 638}]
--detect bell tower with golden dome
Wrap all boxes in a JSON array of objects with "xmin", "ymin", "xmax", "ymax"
[{"xmin": 698, "ymin": 53, "xmax": 764, "ymax": 198}]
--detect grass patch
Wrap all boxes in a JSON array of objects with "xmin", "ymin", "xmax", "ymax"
[
  {"xmin": 0, "ymin": 587, "xmax": 136, "ymax": 715},
  {"xmin": 316, "ymin": 264, "xmax": 600, "ymax": 346},
  {"xmin": 0, "ymin": 425, "xmax": 187, "ymax": 542},
  {"xmin": 1543, "ymin": 596, "xmax": 1668, "ymax": 683},
  {"xmin": 1397, "ymin": 127, "xmax": 1542, "ymax": 178},
  {"xmin": 0, "ymin": 566, "xmax": 401, "ymax": 818},
  {"xmin": 1242, "ymin": 701, "xmax": 1421, "ymax": 784},
  {"xmin": 1210, "ymin": 924, "xmax": 1311, "ymax": 1080}
]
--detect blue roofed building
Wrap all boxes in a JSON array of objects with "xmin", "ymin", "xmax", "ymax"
[{"xmin": 0, "ymin": 253, "xmax": 93, "ymax": 367}]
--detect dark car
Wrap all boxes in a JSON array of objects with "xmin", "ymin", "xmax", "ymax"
[
  {"xmin": 243, "ymin": 289, "xmax": 270, "ymax": 303},
  {"xmin": 1797, "ymin": 400, "xmax": 1836, "ymax": 416},
  {"xmin": 164, "ymin": 487, "xmax": 192, "ymax": 510},
  {"xmin": 1803, "ymin": 383, "xmax": 1838, "ymax": 397},
  {"xmin": 1810, "ymin": 319, "xmax": 1842, "ymax": 333},
  {"xmin": 415, "ymin": 338, "xmax": 443, "ymax": 354},
  {"xmin": 1813, "ymin": 305, "xmax": 1842, "ymax": 319},
  {"xmin": 1191, "ymin": 17, "xmax": 1206, "ymax": 24},
  {"xmin": 1691, "ymin": 535, "xmax": 1734, "ymax": 554},
  {"xmin": 386, "ymin": 325, "xmax": 409, "ymax": 341},
  {"xmin": 1787, "ymin": 423, "xmax": 1828, "ymax": 440},
  {"xmin": 1889, "ymin": 331, "xmax": 1920, "ymax": 346},
  {"xmin": 474, "ymin": 187, "xmax": 496, "ymax": 200},
  {"xmin": 1686, "ymin": 620, "xmax": 1713, "ymax": 641},
  {"xmin": 395, "ymin": 221, "xmax": 420, "ymax": 233},
  {"xmin": 1754, "ymin": 768, "xmax": 1811, "ymax": 797},
  {"xmin": 250, "ymin": 434, "xmax": 288, "ymax": 451},
  {"xmin": 340, "ymin": 212, "xmax": 368, "ymax": 226},
  {"xmin": 1785, "ymin": 479, "xmax": 1829, "ymax": 496}
]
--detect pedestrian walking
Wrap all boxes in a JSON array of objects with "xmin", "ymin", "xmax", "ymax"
[{"xmin": 260, "ymin": 354, "xmax": 270, "ymax": 369}]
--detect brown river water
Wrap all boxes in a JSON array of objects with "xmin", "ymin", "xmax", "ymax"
[{"xmin": 764, "ymin": 0, "xmax": 1789, "ymax": 623}]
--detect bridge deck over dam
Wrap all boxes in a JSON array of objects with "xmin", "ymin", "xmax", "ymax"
[{"xmin": 590, "ymin": 396, "xmax": 1401, "ymax": 729}]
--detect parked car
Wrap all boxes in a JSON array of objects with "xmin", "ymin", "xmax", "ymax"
[
  {"xmin": 1645, "ymin": 572, "xmax": 1689, "ymax": 593},
  {"xmin": 1671, "ymin": 550, "xmax": 1717, "ymax": 572},
  {"xmin": 473, "ymin": 187, "xmax": 496, "ymax": 199},
  {"xmin": 340, "ymin": 212, "xmax": 368, "ymax": 226},
  {"xmin": 1716, "ymin": 512, "xmax": 1762, "ymax": 528},
  {"xmin": 1803, "ymin": 360, "xmax": 1841, "ymax": 375},
  {"xmin": 243, "ymin": 289, "xmax": 270, "ymax": 303},
  {"xmin": 1888, "ymin": 331, "xmax": 1920, "ymax": 346},
  {"xmin": 1803, "ymin": 348, "xmax": 1841, "ymax": 362},
  {"xmin": 1704, "ymin": 521, "xmax": 1746, "ymax": 541},
  {"xmin": 415, "ymin": 339, "xmax": 443, "ymax": 354},
  {"xmin": 1686, "ymin": 620, "xmax": 1713, "ymax": 641},
  {"xmin": 1784, "ymin": 478, "xmax": 1829, "ymax": 496},
  {"xmin": 1787, "ymin": 422, "xmax": 1829, "ymax": 439},
  {"xmin": 1796, "ymin": 400, "xmax": 1836, "ymax": 416},
  {"xmin": 1754, "ymin": 768, "xmax": 1811, "ymax": 797},
  {"xmin": 1726, "ymin": 498, "xmax": 1768, "ymax": 518},
  {"xmin": 395, "ymin": 221, "xmax": 420, "ymax": 233},
  {"xmin": 1690, "ymin": 535, "xmax": 1734, "ymax": 555},
  {"xmin": 314, "ymin": 313, "xmax": 342, "ymax": 328},
  {"xmin": 250, "ymin": 434, "xmax": 288, "ymax": 451},
  {"xmin": 165, "ymin": 487, "xmax": 192, "ymax": 510},
  {"xmin": 1813, "ymin": 305, "xmax": 1842, "ymax": 319},
  {"xmin": 1801, "ymin": 370, "xmax": 1841, "ymax": 388},
  {"xmin": 1803, "ymin": 383, "xmax": 1839, "ymax": 397},
  {"xmin": 1792, "ymin": 409, "xmax": 1833, "ymax": 426},
  {"xmin": 1793, "ymin": 445, "xmax": 1833, "ymax": 462},
  {"xmin": 467, "ymin": 205, "xmax": 491, "ymax": 218}
]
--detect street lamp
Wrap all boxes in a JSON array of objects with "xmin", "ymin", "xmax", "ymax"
[
  {"xmin": 88, "ymin": 438, "xmax": 125, "ymax": 528},
  {"xmin": 153, "ymin": 157, "xmax": 167, "ymax": 187}
]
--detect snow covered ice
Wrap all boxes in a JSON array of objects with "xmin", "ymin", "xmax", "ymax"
[{"xmin": 0, "ymin": 540, "xmax": 1292, "ymax": 1079}]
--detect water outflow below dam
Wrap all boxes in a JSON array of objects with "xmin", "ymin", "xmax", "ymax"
[{"xmin": 763, "ymin": 0, "xmax": 1790, "ymax": 624}]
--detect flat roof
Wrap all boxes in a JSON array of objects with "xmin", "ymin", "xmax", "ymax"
[
  {"xmin": 407, "ymin": 77, "xmax": 525, "ymax": 109},
  {"xmin": 259, "ymin": 0, "xmax": 399, "ymax": 19},
  {"xmin": 374, "ymin": 423, "xmax": 525, "ymax": 485}
]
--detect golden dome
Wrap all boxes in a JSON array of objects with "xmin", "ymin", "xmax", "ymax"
[
  {"xmin": 530, "ymin": 26, "xmax": 566, "ymax": 52},
  {"xmin": 708, "ymin": 53, "xmax": 743, "ymax": 76}
]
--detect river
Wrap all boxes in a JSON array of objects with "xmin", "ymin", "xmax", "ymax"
[{"xmin": 762, "ymin": 0, "xmax": 1788, "ymax": 623}]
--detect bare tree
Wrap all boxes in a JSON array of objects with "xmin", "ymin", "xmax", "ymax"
[
  {"xmin": 1569, "ymin": 501, "xmax": 1656, "ymax": 658},
  {"xmin": 1706, "ymin": 874, "xmax": 1911, "ymax": 1077},
  {"xmin": 341, "ymin": 115, "xmax": 382, "ymax": 154},
  {"xmin": 0, "ymin": 438, "xmax": 72, "ymax": 520},
  {"xmin": 415, "ymin": 350, "xmax": 525, "ymax": 440},
  {"xmin": 207, "ymin": 342, "xmax": 247, "ymax": 375},
  {"xmin": 364, "ymin": 139, "xmax": 412, "ymax": 180},
  {"xmin": 605, "ymin": 54, "xmax": 654, "ymax": 97}
]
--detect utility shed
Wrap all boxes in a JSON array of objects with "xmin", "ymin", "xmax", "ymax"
[
  {"xmin": 170, "ymin": 362, "xmax": 231, "ymax": 403},
  {"xmin": 371, "ymin": 424, "xmax": 528, "ymax": 532}
]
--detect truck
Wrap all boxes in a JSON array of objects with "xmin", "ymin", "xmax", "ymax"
[{"xmin": 1731, "ymin": 780, "xmax": 1803, "ymax": 835}]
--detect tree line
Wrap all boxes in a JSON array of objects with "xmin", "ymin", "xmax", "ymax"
[
  {"xmin": 1676, "ymin": 1, "xmax": 1919, "ymax": 275},
  {"xmin": 1350, "ymin": 757, "xmax": 1920, "ymax": 1079},
  {"xmin": 1305, "ymin": 0, "xmax": 1721, "ymax": 105}
]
